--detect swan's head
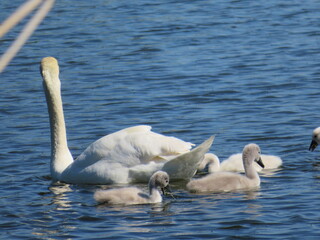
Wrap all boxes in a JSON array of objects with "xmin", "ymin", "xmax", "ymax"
[
  {"xmin": 40, "ymin": 57, "xmax": 60, "ymax": 88},
  {"xmin": 309, "ymin": 127, "xmax": 320, "ymax": 152},
  {"xmin": 242, "ymin": 143, "xmax": 264, "ymax": 168}
]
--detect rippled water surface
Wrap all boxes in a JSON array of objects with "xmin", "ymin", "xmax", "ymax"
[{"xmin": 1, "ymin": 0, "xmax": 320, "ymax": 239}]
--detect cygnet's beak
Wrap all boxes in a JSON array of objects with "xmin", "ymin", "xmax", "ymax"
[
  {"xmin": 309, "ymin": 140, "xmax": 318, "ymax": 152},
  {"xmin": 256, "ymin": 157, "xmax": 264, "ymax": 168},
  {"xmin": 161, "ymin": 185, "xmax": 176, "ymax": 199},
  {"xmin": 161, "ymin": 185, "xmax": 171, "ymax": 195}
]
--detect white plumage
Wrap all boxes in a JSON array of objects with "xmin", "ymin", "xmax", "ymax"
[
  {"xmin": 198, "ymin": 152, "xmax": 282, "ymax": 173},
  {"xmin": 40, "ymin": 57, "xmax": 213, "ymax": 184},
  {"xmin": 219, "ymin": 153, "xmax": 282, "ymax": 172}
]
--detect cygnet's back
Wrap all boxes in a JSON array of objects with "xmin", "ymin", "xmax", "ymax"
[
  {"xmin": 94, "ymin": 171, "xmax": 169, "ymax": 205},
  {"xmin": 219, "ymin": 153, "xmax": 282, "ymax": 172},
  {"xmin": 187, "ymin": 144, "xmax": 264, "ymax": 193}
]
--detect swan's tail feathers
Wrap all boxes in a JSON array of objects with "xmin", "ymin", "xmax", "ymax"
[{"xmin": 162, "ymin": 136, "xmax": 214, "ymax": 181}]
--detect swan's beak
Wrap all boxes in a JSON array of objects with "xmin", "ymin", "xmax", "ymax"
[
  {"xmin": 256, "ymin": 157, "xmax": 264, "ymax": 168},
  {"xmin": 309, "ymin": 140, "xmax": 318, "ymax": 152}
]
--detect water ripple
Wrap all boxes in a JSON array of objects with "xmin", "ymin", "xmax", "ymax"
[{"xmin": 1, "ymin": 0, "xmax": 320, "ymax": 239}]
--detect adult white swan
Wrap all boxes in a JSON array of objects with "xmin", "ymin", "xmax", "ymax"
[
  {"xmin": 187, "ymin": 144, "xmax": 264, "ymax": 193},
  {"xmin": 309, "ymin": 127, "xmax": 320, "ymax": 151},
  {"xmin": 94, "ymin": 171, "xmax": 170, "ymax": 205},
  {"xmin": 40, "ymin": 57, "xmax": 213, "ymax": 184},
  {"xmin": 198, "ymin": 152, "xmax": 282, "ymax": 173}
]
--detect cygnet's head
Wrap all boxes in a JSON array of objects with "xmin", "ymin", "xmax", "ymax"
[
  {"xmin": 309, "ymin": 127, "xmax": 320, "ymax": 152},
  {"xmin": 242, "ymin": 143, "xmax": 264, "ymax": 168},
  {"xmin": 150, "ymin": 171, "xmax": 170, "ymax": 196},
  {"xmin": 151, "ymin": 171, "xmax": 169, "ymax": 188}
]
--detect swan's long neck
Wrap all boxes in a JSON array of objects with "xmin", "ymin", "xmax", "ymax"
[{"xmin": 41, "ymin": 58, "xmax": 73, "ymax": 180}]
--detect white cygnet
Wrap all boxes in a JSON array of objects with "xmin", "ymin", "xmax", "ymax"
[
  {"xmin": 197, "ymin": 153, "xmax": 221, "ymax": 173},
  {"xmin": 198, "ymin": 152, "xmax": 282, "ymax": 173},
  {"xmin": 187, "ymin": 144, "xmax": 264, "ymax": 193},
  {"xmin": 94, "ymin": 171, "xmax": 169, "ymax": 205},
  {"xmin": 309, "ymin": 127, "xmax": 320, "ymax": 151},
  {"xmin": 219, "ymin": 153, "xmax": 282, "ymax": 172}
]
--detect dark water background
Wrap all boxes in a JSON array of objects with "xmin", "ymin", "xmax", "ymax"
[{"xmin": 1, "ymin": 0, "xmax": 320, "ymax": 239}]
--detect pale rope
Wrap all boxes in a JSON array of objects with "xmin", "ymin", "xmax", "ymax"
[
  {"xmin": 0, "ymin": 0, "xmax": 43, "ymax": 38},
  {"xmin": 0, "ymin": 0, "xmax": 55, "ymax": 73}
]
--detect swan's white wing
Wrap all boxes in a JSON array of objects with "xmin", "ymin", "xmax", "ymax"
[
  {"xmin": 73, "ymin": 125, "xmax": 194, "ymax": 169},
  {"xmin": 62, "ymin": 134, "xmax": 213, "ymax": 184},
  {"xmin": 61, "ymin": 161, "xmax": 130, "ymax": 184},
  {"xmin": 162, "ymin": 136, "xmax": 214, "ymax": 181},
  {"xmin": 128, "ymin": 136, "xmax": 214, "ymax": 182},
  {"xmin": 126, "ymin": 126, "xmax": 195, "ymax": 163},
  {"xmin": 128, "ymin": 161, "xmax": 164, "ymax": 183}
]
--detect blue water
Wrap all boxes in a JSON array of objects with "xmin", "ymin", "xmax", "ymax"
[{"xmin": 1, "ymin": 0, "xmax": 320, "ymax": 238}]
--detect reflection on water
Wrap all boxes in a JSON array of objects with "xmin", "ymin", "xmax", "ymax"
[
  {"xmin": 243, "ymin": 203, "xmax": 263, "ymax": 216},
  {"xmin": 259, "ymin": 168, "xmax": 283, "ymax": 177},
  {"xmin": 49, "ymin": 183, "xmax": 73, "ymax": 210},
  {"xmin": 95, "ymin": 201, "xmax": 175, "ymax": 235},
  {"xmin": 30, "ymin": 183, "xmax": 75, "ymax": 238}
]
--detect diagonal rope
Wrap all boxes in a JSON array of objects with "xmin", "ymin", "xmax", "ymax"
[{"xmin": 0, "ymin": 0, "xmax": 55, "ymax": 73}]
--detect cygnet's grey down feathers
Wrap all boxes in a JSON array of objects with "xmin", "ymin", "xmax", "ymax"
[
  {"xmin": 94, "ymin": 171, "xmax": 169, "ymax": 205},
  {"xmin": 187, "ymin": 144, "xmax": 264, "ymax": 193}
]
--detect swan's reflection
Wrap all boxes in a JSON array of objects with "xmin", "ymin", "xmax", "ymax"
[
  {"xmin": 96, "ymin": 201, "xmax": 174, "ymax": 233},
  {"xmin": 49, "ymin": 182, "xmax": 73, "ymax": 210},
  {"xmin": 259, "ymin": 168, "xmax": 283, "ymax": 177},
  {"xmin": 31, "ymin": 182, "xmax": 75, "ymax": 238},
  {"xmin": 243, "ymin": 203, "xmax": 263, "ymax": 215}
]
